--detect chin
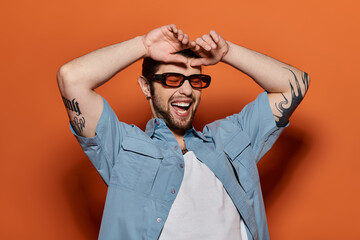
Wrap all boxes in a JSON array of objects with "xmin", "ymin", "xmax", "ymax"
[
  {"xmin": 166, "ymin": 116, "xmax": 193, "ymax": 132},
  {"xmin": 152, "ymin": 99, "xmax": 198, "ymax": 132}
]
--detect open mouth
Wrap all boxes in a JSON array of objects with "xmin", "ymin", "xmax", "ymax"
[{"xmin": 170, "ymin": 101, "xmax": 193, "ymax": 117}]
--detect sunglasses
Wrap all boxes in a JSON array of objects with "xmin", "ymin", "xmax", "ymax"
[{"xmin": 147, "ymin": 72, "xmax": 211, "ymax": 89}]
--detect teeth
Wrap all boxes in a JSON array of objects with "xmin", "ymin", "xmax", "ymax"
[{"xmin": 172, "ymin": 102, "xmax": 190, "ymax": 107}]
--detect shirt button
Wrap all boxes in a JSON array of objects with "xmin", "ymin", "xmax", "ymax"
[
  {"xmin": 171, "ymin": 189, "xmax": 176, "ymax": 194},
  {"xmin": 174, "ymin": 146, "xmax": 178, "ymax": 150},
  {"xmin": 157, "ymin": 218, "xmax": 162, "ymax": 223},
  {"xmin": 180, "ymin": 163, "xmax": 184, "ymax": 168}
]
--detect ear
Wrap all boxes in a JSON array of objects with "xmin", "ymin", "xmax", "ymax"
[{"xmin": 138, "ymin": 76, "xmax": 151, "ymax": 100}]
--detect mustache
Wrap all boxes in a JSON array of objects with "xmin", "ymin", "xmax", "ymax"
[{"xmin": 168, "ymin": 94, "xmax": 196, "ymax": 103}]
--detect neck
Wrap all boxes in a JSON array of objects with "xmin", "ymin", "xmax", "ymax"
[{"xmin": 170, "ymin": 128, "xmax": 186, "ymax": 150}]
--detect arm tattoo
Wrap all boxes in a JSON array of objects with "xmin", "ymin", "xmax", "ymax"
[
  {"xmin": 72, "ymin": 116, "xmax": 86, "ymax": 134},
  {"xmin": 274, "ymin": 68, "xmax": 309, "ymax": 127},
  {"xmin": 62, "ymin": 96, "xmax": 82, "ymax": 116},
  {"xmin": 62, "ymin": 96, "xmax": 86, "ymax": 134}
]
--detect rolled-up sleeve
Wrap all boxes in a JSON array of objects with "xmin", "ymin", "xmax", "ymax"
[
  {"xmin": 226, "ymin": 92, "xmax": 288, "ymax": 163},
  {"xmin": 70, "ymin": 97, "xmax": 131, "ymax": 184}
]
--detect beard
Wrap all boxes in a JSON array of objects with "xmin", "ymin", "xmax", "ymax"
[{"xmin": 151, "ymin": 93, "xmax": 199, "ymax": 132}]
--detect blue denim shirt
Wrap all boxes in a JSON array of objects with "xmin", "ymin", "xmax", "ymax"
[{"xmin": 72, "ymin": 92, "xmax": 286, "ymax": 240}]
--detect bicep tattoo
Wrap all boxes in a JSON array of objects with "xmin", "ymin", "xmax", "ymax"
[
  {"xmin": 62, "ymin": 96, "xmax": 86, "ymax": 134},
  {"xmin": 274, "ymin": 68, "xmax": 310, "ymax": 127}
]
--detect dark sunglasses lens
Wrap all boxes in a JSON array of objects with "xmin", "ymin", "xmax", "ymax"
[
  {"xmin": 190, "ymin": 75, "xmax": 210, "ymax": 88},
  {"xmin": 165, "ymin": 74, "xmax": 183, "ymax": 86}
]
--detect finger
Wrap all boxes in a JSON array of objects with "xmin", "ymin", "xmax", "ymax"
[
  {"xmin": 209, "ymin": 30, "xmax": 220, "ymax": 43},
  {"xmin": 182, "ymin": 33, "xmax": 189, "ymax": 45},
  {"xmin": 177, "ymin": 29, "xmax": 184, "ymax": 42},
  {"xmin": 191, "ymin": 44, "xmax": 201, "ymax": 53},
  {"xmin": 189, "ymin": 40, "xmax": 197, "ymax": 49},
  {"xmin": 202, "ymin": 34, "xmax": 217, "ymax": 49},
  {"xmin": 196, "ymin": 37, "xmax": 211, "ymax": 51},
  {"xmin": 168, "ymin": 24, "xmax": 178, "ymax": 34},
  {"xmin": 164, "ymin": 54, "xmax": 188, "ymax": 64},
  {"xmin": 190, "ymin": 58, "xmax": 206, "ymax": 67}
]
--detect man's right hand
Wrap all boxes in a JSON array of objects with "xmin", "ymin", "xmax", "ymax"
[{"xmin": 142, "ymin": 24, "xmax": 195, "ymax": 64}]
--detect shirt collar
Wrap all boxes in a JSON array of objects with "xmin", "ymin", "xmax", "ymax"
[
  {"xmin": 145, "ymin": 118, "xmax": 163, "ymax": 137},
  {"xmin": 185, "ymin": 127, "xmax": 211, "ymax": 142},
  {"xmin": 145, "ymin": 118, "xmax": 211, "ymax": 142}
]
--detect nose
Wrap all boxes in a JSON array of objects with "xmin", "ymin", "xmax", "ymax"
[{"xmin": 178, "ymin": 79, "xmax": 193, "ymax": 96}]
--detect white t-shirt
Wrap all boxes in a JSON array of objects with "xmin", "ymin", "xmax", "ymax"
[{"xmin": 159, "ymin": 151, "xmax": 248, "ymax": 240}]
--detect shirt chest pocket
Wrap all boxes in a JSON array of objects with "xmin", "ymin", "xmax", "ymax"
[
  {"xmin": 223, "ymin": 130, "xmax": 259, "ymax": 193},
  {"xmin": 110, "ymin": 136, "xmax": 163, "ymax": 195}
]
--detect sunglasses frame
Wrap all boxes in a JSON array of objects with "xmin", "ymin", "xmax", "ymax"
[{"xmin": 147, "ymin": 72, "xmax": 211, "ymax": 89}]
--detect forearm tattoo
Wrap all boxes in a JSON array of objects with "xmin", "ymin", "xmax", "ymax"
[
  {"xmin": 274, "ymin": 68, "xmax": 309, "ymax": 127},
  {"xmin": 62, "ymin": 96, "xmax": 86, "ymax": 134}
]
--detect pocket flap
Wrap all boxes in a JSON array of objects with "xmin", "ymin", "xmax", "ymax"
[
  {"xmin": 121, "ymin": 137, "xmax": 163, "ymax": 159},
  {"xmin": 223, "ymin": 130, "xmax": 251, "ymax": 161}
]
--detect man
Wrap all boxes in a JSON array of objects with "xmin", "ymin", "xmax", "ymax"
[{"xmin": 57, "ymin": 24, "xmax": 309, "ymax": 240}]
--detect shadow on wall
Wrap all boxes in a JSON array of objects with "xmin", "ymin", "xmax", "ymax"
[{"xmin": 258, "ymin": 126, "xmax": 312, "ymax": 209}]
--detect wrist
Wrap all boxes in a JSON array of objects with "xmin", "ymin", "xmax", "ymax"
[
  {"xmin": 136, "ymin": 35, "xmax": 148, "ymax": 59},
  {"xmin": 220, "ymin": 41, "xmax": 232, "ymax": 64}
]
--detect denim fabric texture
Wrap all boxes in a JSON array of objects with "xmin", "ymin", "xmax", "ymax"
[{"xmin": 71, "ymin": 92, "xmax": 286, "ymax": 240}]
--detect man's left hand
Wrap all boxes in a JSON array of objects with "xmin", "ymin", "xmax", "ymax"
[{"xmin": 190, "ymin": 31, "xmax": 229, "ymax": 67}]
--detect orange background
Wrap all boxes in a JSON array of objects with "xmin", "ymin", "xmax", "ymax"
[{"xmin": 1, "ymin": 0, "xmax": 359, "ymax": 239}]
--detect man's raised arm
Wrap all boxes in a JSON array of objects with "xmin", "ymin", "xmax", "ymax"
[
  {"xmin": 57, "ymin": 24, "xmax": 193, "ymax": 137},
  {"xmin": 190, "ymin": 31, "xmax": 310, "ymax": 127}
]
